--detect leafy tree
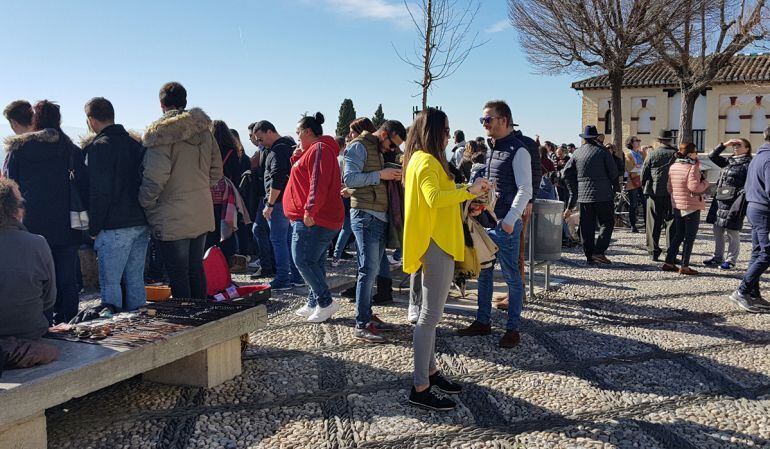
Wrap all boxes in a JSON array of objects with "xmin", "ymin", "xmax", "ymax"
[
  {"xmin": 372, "ymin": 104, "xmax": 386, "ymax": 128},
  {"xmin": 336, "ymin": 99, "xmax": 356, "ymax": 138}
]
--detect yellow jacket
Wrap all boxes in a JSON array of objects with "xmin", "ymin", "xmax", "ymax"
[{"xmin": 403, "ymin": 151, "xmax": 476, "ymax": 274}]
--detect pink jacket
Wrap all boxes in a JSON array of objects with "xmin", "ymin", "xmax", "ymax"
[{"xmin": 667, "ymin": 158, "xmax": 709, "ymax": 211}]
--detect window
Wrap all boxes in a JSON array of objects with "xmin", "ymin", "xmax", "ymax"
[
  {"xmin": 725, "ymin": 107, "xmax": 741, "ymax": 134},
  {"xmin": 638, "ymin": 109, "xmax": 652, "ymax": 134},
  {"xmin": 752, "ymin": 107, "xmax": 768, "ymax": 133},
  {"xmin": 604, "ymin": 109, "xmax": 612, "ymax": 134}
]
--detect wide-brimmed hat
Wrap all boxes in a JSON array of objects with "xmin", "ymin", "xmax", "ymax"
[
  {"xmin": 579, "ymin": 125, "xmax": 600, "ymax": 139},
  {"xmin": 657, "ymin": 129, "xmax": 674, "ymax": 141}
]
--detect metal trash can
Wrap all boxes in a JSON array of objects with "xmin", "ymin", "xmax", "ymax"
[{"xmin": 528, "ymin": 199, "xmax": 563, "ymax": 262}]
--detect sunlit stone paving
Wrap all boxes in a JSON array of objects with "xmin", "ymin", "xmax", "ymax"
[{"xmin": 48, "ymin": 227, "xmax": 770, "ymax": 448}]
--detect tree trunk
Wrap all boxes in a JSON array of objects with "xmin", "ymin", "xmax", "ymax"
[
  {"xmin": 609, "ymin": 70, "xmax": 624, "ymax": 149},
  {"xmin": 422, "ymin": 0, "xmax": 433, "ymax": 111},
  {"xmin": 679, "ymin": 86, "xmax": 698, "ymax": 144}
]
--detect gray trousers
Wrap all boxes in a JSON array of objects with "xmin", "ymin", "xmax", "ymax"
[
  {"xmin": 646, "ymin": 195, "xmax": 674, "ymax": 254},
  {"xmin": 413, "ymin": 241, "xmax": 454, "ymax": 387},
  {"xmin": 713, "ymin": 224, "xmax": 741, "ymax": 264}
]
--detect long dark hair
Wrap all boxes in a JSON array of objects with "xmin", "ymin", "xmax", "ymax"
[
  {"xmin": 211, "ymin": 120, "xmax": 238, "ymax": 159},
  {"xmin": 403, "ymin": 108, "xmax": 452, "ymax": 181},
  {"xmin": 32, "ymin": 100, "xmax": 74, "ymax": 148},
  {"xmin": 349, "ymin": 117, "xmax": 376, "ymax": 136}
]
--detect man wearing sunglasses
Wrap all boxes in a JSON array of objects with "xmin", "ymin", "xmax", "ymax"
[
  {"xmin": 343, "ymin": 120, "xmax": 406, "ymax": 344},
  {"xmin": 457, "ymin": 100, "xmax": 534, "ymax": 349}
]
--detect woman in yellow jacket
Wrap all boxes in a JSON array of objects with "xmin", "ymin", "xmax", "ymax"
[{"xmin": 402, "ymin": 108, "xmax": 489, "ymax": 411}]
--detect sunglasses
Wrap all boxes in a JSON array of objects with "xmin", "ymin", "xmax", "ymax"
[{"xmin": 479, "ymin": 116, "xmax": 500, "ymax": 125}]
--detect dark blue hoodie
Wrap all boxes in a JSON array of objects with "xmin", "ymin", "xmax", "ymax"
[{"xmin": 745, "ymin": 142, "xmax": 770, "ymax": 212}]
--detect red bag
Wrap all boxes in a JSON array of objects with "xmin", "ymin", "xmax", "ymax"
[{"xmin": 203, "ymin": 247, "xmax": 270, "ymax": 302}]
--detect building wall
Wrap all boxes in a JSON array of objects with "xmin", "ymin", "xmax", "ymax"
[{"xmin": 580, "ymin": 83, "xmax": 770, "ymax": 152}]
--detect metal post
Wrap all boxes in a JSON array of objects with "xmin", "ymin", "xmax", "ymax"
[
  {"xmin": 528, "ymin": 213, "xmax": 535, "ymax": 300},
  {"xmin": 544, "ymin": 263, "xmax": 551, "ymax": 293}
]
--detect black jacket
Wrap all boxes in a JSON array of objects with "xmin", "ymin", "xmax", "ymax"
[
  {"xmin": 562, "ymin": 139, "xmax": 618, "ymax": 208},
  {"xmin": 706, "ymin": 144, "xmax": 752, "ymax": 230},
  {"xmin": 82, "ymin": 125, "xmax": 147, "ymax": 237},
  {"xmin": 5, "ymin": 128, "xmax": 88, "ymax": 246},
  {"xmin": 263, "ymin": 136, "xmax": 295, "ymax": 203}
]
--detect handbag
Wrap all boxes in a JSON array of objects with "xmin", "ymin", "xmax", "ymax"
[
  {"xmin": 68, "ymin": 147, "xmax": 89, "ymax": 231},
  {"xmin": 714, "ymin": 185, "xmax": 736, "ymax": 201}
]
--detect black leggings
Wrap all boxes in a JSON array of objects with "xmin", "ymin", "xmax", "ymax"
[
  {"xmin": 159, "ymin": 233, "xmax": 208, "ymax": 299},
  {"xmin": 665, "ymin": 210, "xmax": 700, "ymax": 267}
]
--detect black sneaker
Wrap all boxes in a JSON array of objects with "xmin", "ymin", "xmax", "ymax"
[
  {"xmin": 729, "ymin": 290, "xmax": 761, "ymax": 313},
  {"xmin": 750, "ymin": 291, "xmax": 770, "ymax": 310},
  {"xmin": 703, "ymin": 257, "xmax": 723, "ymax": 267},
  {"xmin": 429, "ymin": 372, "xmax": 462, "ymax": 395},
  {"xmin": 408, "ymin": 387, "xmax": 456, "ymax": 411}
]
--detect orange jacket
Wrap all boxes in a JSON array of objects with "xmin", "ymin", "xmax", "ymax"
[{"xmin": 667, "ymin": 158, "xmax": 709, "ymax": 211}]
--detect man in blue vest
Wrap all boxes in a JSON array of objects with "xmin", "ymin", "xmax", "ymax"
[{"xmin": 457, "ymin": 100, "xmax": 533, "ymax": 348}]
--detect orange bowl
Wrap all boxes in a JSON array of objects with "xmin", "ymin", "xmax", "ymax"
[{"xmin": 145, "ymin": 285, "xmax": 172, "ymax": 302}]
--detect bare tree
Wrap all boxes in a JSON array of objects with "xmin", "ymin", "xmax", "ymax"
[
  {"xmin": 509, "ymin": 0, "xmax": 689, "ymax": 148},
  {"xmin": 651, "ymin": 0, "xmax": 769, "ymax": 143},
  {"xmin": 395, "ymin": 0, "xmax": 487, "ymax": 110}
]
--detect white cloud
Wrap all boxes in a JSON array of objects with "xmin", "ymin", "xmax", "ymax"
[
  {"xmin": 324, "ymin": 0, "xmax": 408, "ymax": 21},
  {"xmin": 487, "ymin": 19, "xmax": 509, "ymax": 34}
]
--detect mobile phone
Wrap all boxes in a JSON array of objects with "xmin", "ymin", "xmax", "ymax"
[{"xmin": 384, "ymin": 162, "xmax": 402, "ymax": 170}]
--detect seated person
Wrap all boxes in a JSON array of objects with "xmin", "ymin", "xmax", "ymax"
[{"xmin": 0, "ymin": 179, "xmax": 59, "ymax": 369}]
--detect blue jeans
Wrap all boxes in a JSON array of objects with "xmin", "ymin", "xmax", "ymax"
[
  {"xmin": 351, "ymin": 209, "xmax": 387, "ymax": 328},
  {"xmin": 292, "ymin": 222, "xmax": 338, "ymax": 308},
  {"xmin": 268, "ymin": 201, "xmax": 301, "ymax": 284},
  {"xmin": 476, "ymin": 220, "xmax": 524, "ymax": 331},
  {"xmin": 739, "ymin": 206, "xmax": 770, "ymax": 295},
  {"xmin": 95, "ymin": 226, "xmax": 150, "ymax": 311},
  {"xmin": 252, "ymin": 198, "xmax": 274, "ymax": 272},
  {"xmin": 333, "ymin": 197, "xmax": 354, "ymax": 259},
  {"xmin": 47, "ymin": 243, "xmax": 80, "ymax": 324}
]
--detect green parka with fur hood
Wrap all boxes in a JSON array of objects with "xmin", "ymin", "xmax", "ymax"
[{"xmin": 139, "ymin": 108, "xmax": 223, "ymax": 241}]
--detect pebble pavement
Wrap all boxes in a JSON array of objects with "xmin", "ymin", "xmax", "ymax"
[{"xmin": 47, "ymin": 225, "xmax": 770, "ymax": 448}]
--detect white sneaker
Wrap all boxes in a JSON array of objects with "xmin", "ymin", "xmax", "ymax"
[
  {"xmin": 295, "ymin": 304, "xmax": 315, "ymax": 318},
  {"xmin": 408, "ymin": 304, "xmax": 421, "ymax": 324},
  {"xmin": 248, "ymin": 259, "xmax": 261, "ymax": 269},
  {"xmin": 307, "ymin": 300, "xmax": 340, "ymax": 323}
]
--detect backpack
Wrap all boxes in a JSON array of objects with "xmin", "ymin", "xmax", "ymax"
[{"xmin": 203, "ymin": 246, "xmax": 271, "ymax": 302}]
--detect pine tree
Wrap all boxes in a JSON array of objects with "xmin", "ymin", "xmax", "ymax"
[
  {"xmin": 371, "ymin": 104, "xmax": 386, "ymax": 129},
  {"xmin": 335, "ymin": 99, "xmax": 356, "ymax": 138}
]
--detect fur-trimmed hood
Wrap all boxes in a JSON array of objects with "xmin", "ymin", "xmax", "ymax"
[
  {"xmin": 142, "ymin": 108, "xmax": 211, "ymax": 148},
  {"xmin": 80, "ymin": 126, "xmax": 143, "ymax": 148},
  {"xmin": 3, "ymin": 128, "xmax": 60, "ymax": 153}
]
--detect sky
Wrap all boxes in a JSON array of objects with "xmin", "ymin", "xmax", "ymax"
[{"xmin": 0, "ymin": 0, "xmax": 586, "ymax": 156}]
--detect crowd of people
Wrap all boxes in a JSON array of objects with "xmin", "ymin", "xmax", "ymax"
[{"xmin": 2, "ymin": 81, "xmax": 770, "ymax": 411}]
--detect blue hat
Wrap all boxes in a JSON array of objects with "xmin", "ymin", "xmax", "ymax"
[{"xmin": 579, "ymin": 125, "xmax": 600, "ymax": 139}]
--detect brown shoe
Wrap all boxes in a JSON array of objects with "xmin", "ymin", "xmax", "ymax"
[
  {"xmin": 228, "ymin": 255, "xmax": 248, "ymax": 274},
  {"xmin": 492, "ymin": 294, "xmax": 507, "ymax": 303},
  {"xmin": 499, "ymin": 330, "xmax": 521, "ymax": 348},
  {"xmin": 592, "ymin": 254, "xmax": 611, "ymax": 265},
  {"xmin": 661, "ymin": 263, "xmax": 679, "ymax": 272},
  {"xmin": 457, "ymin": 320, "xmax": 492, "ymax": 337},
  {"xmin": 679, "ymin": 266, "xmax": 699, "ymax": 275}
]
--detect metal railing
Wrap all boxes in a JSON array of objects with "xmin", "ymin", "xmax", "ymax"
[{"xmin": 670, "ymin": 129, "xmax": 706, "ymax": 152}]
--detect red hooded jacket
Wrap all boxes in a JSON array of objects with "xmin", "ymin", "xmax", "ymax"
[{"xmin": 283, "ymin": 135, "xmax": 344, "ymax": 230}]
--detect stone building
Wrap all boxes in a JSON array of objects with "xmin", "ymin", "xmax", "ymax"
[{"xmin": 572, "ymin": 54, "xmax": 770, "ymax": 152}]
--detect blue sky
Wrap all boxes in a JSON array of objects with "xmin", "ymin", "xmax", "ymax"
[{"xmin": 0, "ymin": 0, "xmax": 585, "ymax": 154}]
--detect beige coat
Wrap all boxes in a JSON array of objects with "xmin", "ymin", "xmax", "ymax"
[{"xmin": 139, "ymin": 108, "xmax": 223, "ymax": 241}]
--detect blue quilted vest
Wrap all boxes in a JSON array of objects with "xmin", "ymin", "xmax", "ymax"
[{"xmin": 486, "ymin": 133, "xmax": 522, "ymax": 220}]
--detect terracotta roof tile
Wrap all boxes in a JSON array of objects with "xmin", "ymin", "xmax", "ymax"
[{"xmin": 572, "ymin": 54, "xmax": 770, "ymax": 90}]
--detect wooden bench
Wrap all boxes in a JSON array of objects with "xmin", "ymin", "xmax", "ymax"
[{"xmin": 0, "ymin": 304, "xmax": 267, "ymax": 449}]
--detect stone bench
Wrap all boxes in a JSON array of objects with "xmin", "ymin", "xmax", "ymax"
[{"xmin": 0, "ymin": 304, "xmax": 267, "ymax": 449}]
